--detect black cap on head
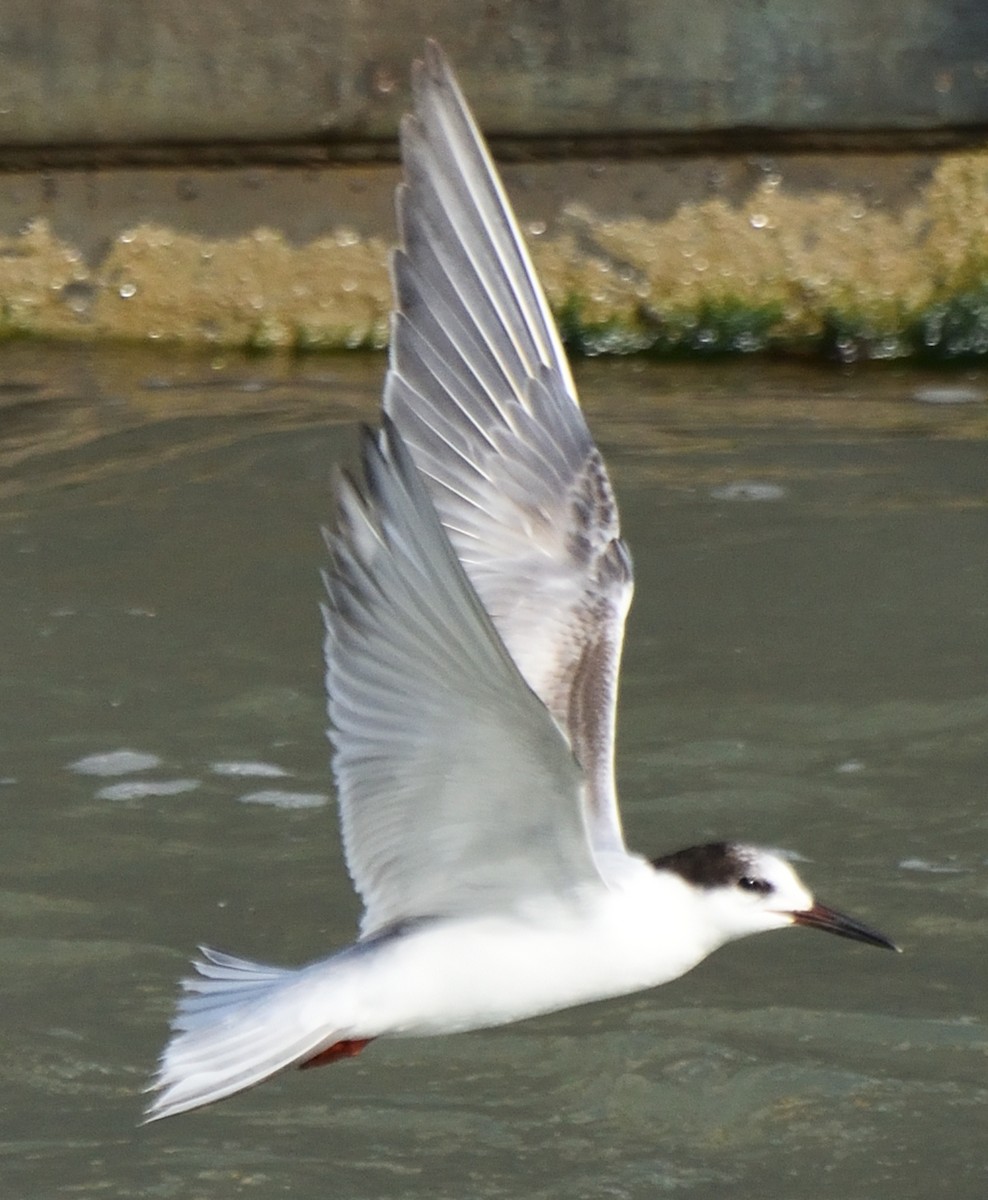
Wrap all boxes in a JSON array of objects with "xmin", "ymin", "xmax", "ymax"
[{"xmin": 651, "ymin": 842, "xmax": 752, "ymax": 889}]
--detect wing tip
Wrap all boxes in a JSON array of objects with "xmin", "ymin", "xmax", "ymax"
[{"xmin": 416, "ymin": 39, "xmax": 453, "ymax": 90}]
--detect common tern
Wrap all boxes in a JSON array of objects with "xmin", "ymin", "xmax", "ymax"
[{"xmin": 145, "ymin": 40, "xmax": 897, "ymax": 1123}]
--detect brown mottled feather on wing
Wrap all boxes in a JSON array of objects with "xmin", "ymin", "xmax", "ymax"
[{"xmin": 383, "ymin": 42, "xmax": 633, "ymax": 855}]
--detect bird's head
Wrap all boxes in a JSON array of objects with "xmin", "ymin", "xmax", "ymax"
[{"xmin": 652, "ymin": 841, "xmax": 899, "ymax": 951}]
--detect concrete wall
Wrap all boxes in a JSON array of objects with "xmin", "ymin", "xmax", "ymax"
[
  {"xmin": 0, "ymin": 1, "xmax": 986, "ymax": 161},
  {"xmin": 0, "ymin": 3, "xmax": 986, "ymax": 356}
]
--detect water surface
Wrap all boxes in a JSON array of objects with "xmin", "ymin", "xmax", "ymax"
[{"xmin": 1, "ymin": 344, "xmax": 986, "ymax": 1198}]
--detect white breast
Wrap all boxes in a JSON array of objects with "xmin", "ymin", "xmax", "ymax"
[{"xmin": 296, "ymin": 865, "xmax": 719, "ymax": 1039}]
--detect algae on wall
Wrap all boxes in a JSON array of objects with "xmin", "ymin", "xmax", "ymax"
[{"xmin": 2, "ymin": 152, "xmax": 988, "ymax": 360}]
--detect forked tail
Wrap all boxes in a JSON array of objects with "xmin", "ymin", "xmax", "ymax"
[{"xmin": 144, "ymin": 947, "xmax": 356, "ymax": 1122}]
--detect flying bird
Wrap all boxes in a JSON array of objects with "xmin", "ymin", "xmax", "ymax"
[{"xmin": 145, "ymin": 40, "xmax": 896, "ymax": 1123}]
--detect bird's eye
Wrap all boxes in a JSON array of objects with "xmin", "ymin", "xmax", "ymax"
[{"xmin": 738, "ymin": 876, "xmax": 773, "ymax": 895}]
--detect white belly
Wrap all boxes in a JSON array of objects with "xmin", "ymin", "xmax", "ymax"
[
  {"xmin": 297, "ymin": 867, "xmax": 717, "ymax": 1038},
  {"xmin": 146, "ymin": 864, "xmax": 723, "ymax": 1121}
]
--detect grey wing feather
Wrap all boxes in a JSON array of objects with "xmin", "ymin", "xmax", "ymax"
[
  {"xmin": 323, "ymin": 421, "xmax": 603, "ymax": 937},
  {"xmin": 384, "ymin": 41, "xmax": 633, "ymax": 854}
]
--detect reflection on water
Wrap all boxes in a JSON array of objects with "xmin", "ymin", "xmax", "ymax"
[{"xmin": 1, "ymin": 343, "xmax": 986, "ymax": 1198}]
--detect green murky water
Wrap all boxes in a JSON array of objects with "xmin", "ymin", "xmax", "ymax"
[{"xmin": 1, "ymin": 344, "xmax": 986, "ymax": 1198}]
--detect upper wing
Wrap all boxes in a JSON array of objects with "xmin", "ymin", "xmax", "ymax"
[
  {"xmin": 384, "ymin": 41, "xmax": 633, "ymax": 854},
  {"xmin": 323, "ymin": 421, "xmax": 603, "ymax": 937}
]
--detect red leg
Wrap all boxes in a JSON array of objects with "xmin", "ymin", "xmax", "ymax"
[{"xmin": 298, "ymin": 1038, "xmax": 373, "ymax": 1070}]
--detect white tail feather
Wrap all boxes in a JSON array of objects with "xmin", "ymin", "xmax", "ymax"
[{"xmin": 145, "ymin": 947, "xmax": 345, "ymax": 1122}]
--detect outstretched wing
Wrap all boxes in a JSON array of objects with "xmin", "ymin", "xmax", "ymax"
[
  {"xmin": 384, "ymin": 41, "xmax": 633, "ymax": 854},
  {"xmin": 323, "ymin": 422, "xmax": 603, "ymax": 937}
]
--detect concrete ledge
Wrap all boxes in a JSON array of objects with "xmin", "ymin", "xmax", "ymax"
[{"xmin": 2, "ymin": 149, "xmax": 987, "ymax": 361}]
